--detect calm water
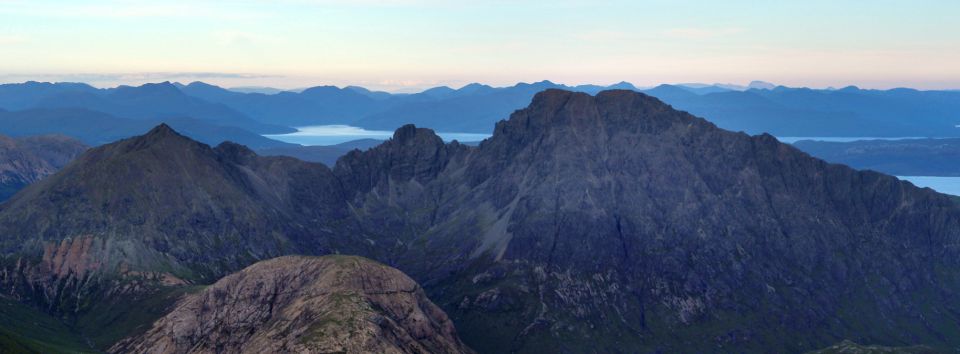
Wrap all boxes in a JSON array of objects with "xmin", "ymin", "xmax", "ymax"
[
  {"xmin": 265, "ymin": 125, "xmax": 491, "ymax": 146},
  {"xmin": 898, "ymin": 176, "xmax": 960, "ymax": 196},
  {"xmin": 776, "ymin": 136, "xmax": 932, "ymax": 144}
]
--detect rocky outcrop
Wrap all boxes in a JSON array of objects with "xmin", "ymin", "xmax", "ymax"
[
  {"xmin": 0, "ymin": 133, "xmax": 86, "ymax": 201},
  {"xmin": 111, "ymin": 255, "xmax": 472, "ymax": 354}
]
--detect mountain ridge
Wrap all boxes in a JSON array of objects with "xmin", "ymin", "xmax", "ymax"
[{"xmin": 1, "ymin": 89, "xmax": 959, "ymax": 352}]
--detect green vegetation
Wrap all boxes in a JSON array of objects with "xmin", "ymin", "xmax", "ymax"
[
  {"xmin": 72, "ymin": 285, "xmax": 205, "ymax": 349},
  {"xmin": 0, "ymin": 296, "xmax": 97, "ymax": 353}
]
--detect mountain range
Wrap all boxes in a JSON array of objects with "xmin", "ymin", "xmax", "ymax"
[
  {"xmin": 0, "ymin": 108, "xmax": 295, "ymax": 149},
  {"xmin": 1, "ymin": 89, "xmax": 959, "ymax": 352},
  {"xmin": 5, "ymin": 80, "xmax": 959, "ymax": 153},
  {"xmin": 793, "ymin": 138, "xmax": 960, "ymax": 176}
]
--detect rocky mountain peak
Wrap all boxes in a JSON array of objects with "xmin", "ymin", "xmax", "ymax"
[
  {"xmin": 144, "ymin": 122, "xmax": 177, "ymax": 137},
  {"xmin": 110, "ymin": 81, "xmax": 182, "ymax": 99},
  {"xmin": 112, "ymin": 255, "xmax": 473, "ymax": 354},
  {"xmin": 391, "ymin": 124, "xmax": 444, "ymax": 146},
  {"xmin": 119, "ymin": 123, "xmax": 205, "ymax": 153},
  {"xmin": 491, "ymin": 89, "xmax": 686, "ymax": 141}
]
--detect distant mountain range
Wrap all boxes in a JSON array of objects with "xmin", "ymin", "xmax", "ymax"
[
  {"xmin": 0, "ymin": 108, "xmax": 294, "ymax": 149},
  {"xmin": 2, "ymin": 90, "xmax": 959, "ymax": 352},
  {"xmin": 2, "ymin": 80, "xmax": 958, "ymax": 151},
  {"xmin": 792, "ymin": 138, "xmax": 960, "ymax": 176},
  {"xmin": 0, "ymin": 81, "xmax": 291, "ymax": 134},
  {"xmin": 180, "ymin": 79, "xmax": 960, "ymax": 138}
]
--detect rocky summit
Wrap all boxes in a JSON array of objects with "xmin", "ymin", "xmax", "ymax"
[
  {"xmin": 111, "ymin": 255, "xmax": 472, "ymax": 354},
  {"xmin": 1, "ymin": 90, "xmax": 959, "ymax": 352}
]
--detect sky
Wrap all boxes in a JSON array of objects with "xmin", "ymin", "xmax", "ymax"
[{"xmin": 1, "ymin": 0, "xmax": 958, "ymax": 91}]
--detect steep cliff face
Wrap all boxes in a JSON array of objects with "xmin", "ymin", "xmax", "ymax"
[
  {"xmin": 339, "ymin": 90, "xmax": 960, "ymax": 352},
  {"xmin": 112, "ymin": 256, "xmax": 472, "ymax": 354},
  {"xmin": 0, "ymin": 134, "xmax": 86, "ymax": 201},
  {"xmin": 2, "ymin": 90, "xmax": 960, "ymax": 352}
]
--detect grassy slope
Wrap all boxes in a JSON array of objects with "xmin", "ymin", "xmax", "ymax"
[
  {"xmin": 0, "ymin": 296, "xmax": 95, "ymax": 353},
  {"xmin": 71, "ymin": 285, "xmax": 206, "ymax": 350},
  {"xmin": 0, "ymin": 284, "xmax": 204, "ymax": 353}
]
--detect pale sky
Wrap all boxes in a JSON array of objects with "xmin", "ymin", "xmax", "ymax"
[{"xmin": 1, "ymin": 0, "xmax": 958, "ymax": 91}]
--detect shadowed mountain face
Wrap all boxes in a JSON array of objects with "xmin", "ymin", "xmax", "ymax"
[
  {"xmin": 0, "ymin": 124, "xmax": 354, "ymax": 281},
  {"xmin": 1, "ymin": 90, "xmax": 959, "ymax": 352},
  {"xmin": 0, "ymin": 134, "xmax": 87, "ymax": 201},
  {"xmin": 112, "ymin": 255, "xmax": 472, "ymax": 354},
  {"xmin": 256, "ymin": 138, "xmax": 383, "ymax": 166}
]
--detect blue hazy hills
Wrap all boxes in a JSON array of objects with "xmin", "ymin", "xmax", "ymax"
[{"xmin": 1, "ymin": 80, "xmax": 959, "ymax": 155}]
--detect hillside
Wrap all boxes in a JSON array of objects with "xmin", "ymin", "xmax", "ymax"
[{"xmin": 0, "ymin": 134, "xmax": 87, "ymax": 201}]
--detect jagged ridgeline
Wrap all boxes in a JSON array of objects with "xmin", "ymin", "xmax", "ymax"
[{"xmin": 1, "ymin": 89, "xmax": 959, "ymax": 352}]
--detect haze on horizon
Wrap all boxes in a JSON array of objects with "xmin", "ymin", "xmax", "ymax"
[{"xmin": 1, "ymin": 0, "xmax": 958, "ymax": 92}]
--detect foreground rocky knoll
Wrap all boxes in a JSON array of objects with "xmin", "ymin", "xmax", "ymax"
[
  {"xmin": 111, "ymin": 255, "xmax": 471, "ymax": 354},
  {"xmin": 1, "ymin": 90, "xmax": 959, "ymax": 352}
]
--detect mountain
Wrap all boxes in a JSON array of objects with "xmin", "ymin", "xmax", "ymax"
[
  {"xmin": 2, "ymin": 90, "xmax": 960, "ymax": 352},
  {"xmin": 748, "ymin": 80, "xmax": 777, "ymax": 90},
  {"xmin": 0, "ymin": 134, "xmax": 87, "ymax": 201},
  {"xmin": 112, "ymin": 255, "xmax": 472, "ymax": 354},
  {"xmin": 638, "ymin": 85, "xmax": 960, "ymax": 137},
  {"xmin": 346, "ymin": 85, "xmax": 394, "ymax": 100},
  {"xmin": 41, "ymin": 82, "xmax": 293, "ymax": 134},
  {"xmin": 0, "ymin": 81, "xmax": 99, "ymax": 110},
  {"xmin": 341, "ymin": 90, "xmax": 960, "ymax": 352},
  {"xmin": 0, "ymin": 81, "xmax": 293, "ymax": 135},
  {"xmin": 0, "ymin": 108, "xmax": 294, "ymax": 149},
  {"xmin": 793, "ymin": 138, "xmax": 960, "ymax": 176},
  {"xmin": 180, "ymin": 82, "xmax": 384, "ymax": 127},
  {"xmin": 0, "ymin": 123, "xmax": 353, "ymax": 283},
  {"xmin": 355, "ymin": 80, "xmax": 564, "ymax": 133},
  {"xmin": 178, "ymin": 80, "xmax": 647, "ymax": 133},
  {"xmin": 257, "ymin": 138, "xmax": 383, "ymax": 166},
  {"xmin": 227, "ymin": 86, "xmax": 289, "ymax": 94},
  {"xmin": 176, "ymin": 80, "xmax": 960, "ymax": 139},
  {"xmin": 675, "ymin": 83, "xmax": 736, "ymax": 94}
]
